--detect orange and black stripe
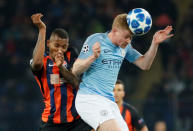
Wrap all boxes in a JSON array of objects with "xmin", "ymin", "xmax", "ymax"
[
  {"xmin": 120, "ymin": 102, "xmax": 146, "ymax": 131},
  {"xmin": 120, "ymin": 103, "xmax": 134, "ymax": 131},
  {"xmin": 32, "ymin": 51, "xmax": 79, "ymax": 124}
]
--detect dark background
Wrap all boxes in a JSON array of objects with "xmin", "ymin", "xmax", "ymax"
[{"xmin": 0, "ymin": 0, "xmax": 193, "ymax": 130}]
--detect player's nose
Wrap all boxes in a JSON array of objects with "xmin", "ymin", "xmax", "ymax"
[{"xmin": 57, "ymin": 49, "xmax": 64, "ymax": 54}]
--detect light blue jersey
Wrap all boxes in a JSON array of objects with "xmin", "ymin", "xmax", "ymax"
[{"xmin": 78, "ymin": 33, "xmax": 142, "ymax": 101}]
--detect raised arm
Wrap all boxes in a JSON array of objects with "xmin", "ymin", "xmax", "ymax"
[
  {"xmin": 31, "ymin": 13, "xmax": 46, "ymax": 71},
  {"xmin": 72, "ymin": 42, "xmax": 100, "ymax": 76},
  {"xmin": 134, "ymin": 26, "xmax": 173, "ymax": 70}
]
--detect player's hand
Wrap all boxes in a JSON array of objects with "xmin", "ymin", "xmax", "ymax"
[
  {"xmin": 152, "ymin": 26, "xmax": 174, "ymax": 45},
  {"xmin": 31, "ymin": 13, "xmax": 46, "ymax": 30},
  {"xmin": 55, "ymin": 51, "xmax": 64, "ymax": 68},
  {"xmin": 92, "ymin": 42, "xmax": 101, "ymax": 59}
]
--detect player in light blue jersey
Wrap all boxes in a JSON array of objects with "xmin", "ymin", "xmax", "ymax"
[{"xmin": 72, "ymin": 14, "xmax": 173, "ymax": 131}]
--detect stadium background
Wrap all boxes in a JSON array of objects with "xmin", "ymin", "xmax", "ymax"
[{"xmin": 0, "ymin": 0, "xmax": 192, "ymax": 130}]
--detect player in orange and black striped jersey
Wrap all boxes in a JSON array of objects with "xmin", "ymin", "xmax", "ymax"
[
  {"xmin": 114, "ymin": 80, "xmax": 149, "ymax": 131},
  {"xmin": 30, "ymin": 13, "xmax": 92, "ymax": 131}
]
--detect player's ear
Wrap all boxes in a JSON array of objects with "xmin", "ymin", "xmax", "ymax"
[{"xmin": 112, "ymin": 27, "xmax": 117, "ymax": 33}]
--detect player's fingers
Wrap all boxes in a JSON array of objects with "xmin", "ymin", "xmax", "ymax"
[
  {"xmin": 94, "ymin": 47, "xmax": 100, "ymax": 52},
  {"xmin": 56, "ymin": 54, "xmax": 63, "ymax": 60},
  {"xmin": 60, "ymin": 57, "xmax": 64, "ymax": 62},
  {"xmin": 166, "ymin": 34, "xmax": 174, "ymax": 39},
  {"xmin": 59, "ymin": 54, "xmax": 64, "ymax": 60},
  {"xmin": 164, "ymin": 25, "xmax": 171, "ymax": 30},
  {"xmin": 94, "ymin": 42, "xmax": 100, "ymax": 48},
  {"xmin": 165, "ymin": 26, "xmax": 172, "ymax": 31},
  {"xmin": 36, "ymin": 14, "xmax": 41, "ymax": 20},
  {"xmin": 39, "ymin": 13, "xmax": 43, "ymax": 17},
  {"xmin": 31, "ymin": 13, "xmax": 39, "ymax": 19},
  {"xmin": 165, "ymin": 26, "xmax": 173, "ymax": 33},
  {"xmin": 58, "ymin": 54, "xmax": 63, "ymax": 58},
  {"xmin": 55, "ymin": 57, "xmax": 63, "ymax": 66},
  {"xmin": 164, "ymin": 25, "xmax": 170, "ymax": 30},
  {"xmin": 57, "ymin": 52, "xmax": 62, "ymax": 56},
  {"xmin": 57, "ymin": 52, "xmax": 64, "ymax": 59},
  {"xmin": 156, "ymin": 30, "xmax": 163, "ymax": 34},
  {"xmin": 95, "ymin": 43, "xmax": 101, "ymax": 49},
  {"xmin": 95, "ymin": 47, "xmax": 100, "ymax": 51},
  {"xmin": 97, "ymin": 42, "xmax": 101, "ymax": 49},
  {"xmin": 38, "ymin": 14, "xmax": 43, "ymax": 19}
]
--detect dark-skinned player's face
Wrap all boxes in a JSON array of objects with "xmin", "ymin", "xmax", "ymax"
[{"xmin": 47, "ymin": 34, "xmax": 69, "ymax": 61}]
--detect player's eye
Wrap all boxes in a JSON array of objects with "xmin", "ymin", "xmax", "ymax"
[{"xmin": 64, "ymin": 43, "xmax": 69, "ymax": 48}]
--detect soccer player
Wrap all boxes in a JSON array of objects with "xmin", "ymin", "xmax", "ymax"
[
  {"xmin": 114, "ymin": 80, "xmax": 148, "ymax": 131},
  {"xmin": 30, "ymin": 13, "xmax": 92, "ymax": 131},
  {"xmin": 72, "ymin": 13, "xmax": 173, "ymax": 131}
]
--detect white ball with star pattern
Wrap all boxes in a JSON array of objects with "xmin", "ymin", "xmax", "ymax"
[{"xmin": 126, "ymin": 8, "xmax": 152, "ymax": 36}]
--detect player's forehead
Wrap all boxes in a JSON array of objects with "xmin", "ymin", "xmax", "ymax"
[
  {"xmin": 118, "ymin": 28, "xmax": 133, "ymax": 37},
  {"xmin": 115, "ymin": 83, "xmax": 124, "ymax": 90},
  {"xmin": 50, "ymin": 35, "xmax": 69, "ymax": 45}
]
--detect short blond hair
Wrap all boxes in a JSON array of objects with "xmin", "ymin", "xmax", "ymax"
[{"xmin": 112, "ymin": 13, "xmax": 130, "ymax": 31}]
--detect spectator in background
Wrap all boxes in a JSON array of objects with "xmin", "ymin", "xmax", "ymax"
[{"xmin": 114, "ymin": 79, "xmax": 149, "ymax": 131}]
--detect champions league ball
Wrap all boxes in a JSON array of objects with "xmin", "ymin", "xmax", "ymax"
[{"xmin": 126, "ymin": 8, "xmax": 152, "ymax": 36}]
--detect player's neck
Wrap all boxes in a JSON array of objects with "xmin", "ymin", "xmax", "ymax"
[
  {"xmin": 108, "ymin": 31, "xmax": 118, "ymax": 46},
  {"xmin": 117, "ymin": 100, "xmax": 123, "ymax": 108}
]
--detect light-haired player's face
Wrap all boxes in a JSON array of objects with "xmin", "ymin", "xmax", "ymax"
[
  {"xmin": 114, "ymin": 29, "xmax": 132, "ymax": 48},
  {"xmin": 47, "ymin": 35, "xmax": 69, "ymax": 61},
  {"xmin": 113, "ymin": 83, "xmax": 125, "ymax": 103}
]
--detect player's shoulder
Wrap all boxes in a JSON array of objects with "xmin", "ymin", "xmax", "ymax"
[
  {"xmin": 123, "ymin": 102, "xmax": 137, "ymax": 112},
  {"xmin": 30, "ymin": 54, "xmax": 47, "ymax": 65},
  {"xmin": 125, "ymin": 43, "xmax": 133, "ymax": 50},
  {"xmin": 87, "ymin": 33, "xmax": 106, "ymax": 41}
]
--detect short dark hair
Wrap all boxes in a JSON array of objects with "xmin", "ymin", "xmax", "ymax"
[
  {"xmin": 51, "ymin": 28, "xmax": 69, "ymax": 39},
  {"xmin": 116, "ymin": 79, "xmax": 124, "ymax": 85}
]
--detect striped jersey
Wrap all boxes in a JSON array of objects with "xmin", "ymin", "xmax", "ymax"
[
  {"xmin": 120, "ymin": 102, "xmax": 146, "ymax": 131},
  {"xmin": 31, "ymin": 49, "xmax": 79, "ymax": 124}
]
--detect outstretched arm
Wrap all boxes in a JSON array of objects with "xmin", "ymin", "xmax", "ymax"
[
  {"xmin": 134, "ymin": 26, "xmax": 173, "ymax": 70},
  {"xmin": 31, "ymin": 13, "xmax": 46, "ymax": 71},
  {"xmin": 72, "ymin": 42, "xmax": 101, "ymax": 76}
]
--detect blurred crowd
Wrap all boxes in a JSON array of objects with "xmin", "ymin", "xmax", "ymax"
[{"xmin": 0, "ymin": 0, "xmax": 192, "ymax": 130}]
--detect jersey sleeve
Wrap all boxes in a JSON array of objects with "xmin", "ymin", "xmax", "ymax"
[
  {"xmin": 29, "ymin": 58, "xmax": 44, "ymax": 76},
  {"xmin": 78, "ymin": 34, "xmax": 99, "ymax": 59},
  {"xmin": 125, "ymin": 44, "xmax": 142, "ymax": 63},
  {"xmin": 129, "ymin": 105, "xmax": 146, "ymax": 129}
]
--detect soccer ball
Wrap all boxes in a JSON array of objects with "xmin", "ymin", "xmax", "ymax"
[{"xmin": 126, "ymin": 8, "xmax": 152, "ymax": 36}]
